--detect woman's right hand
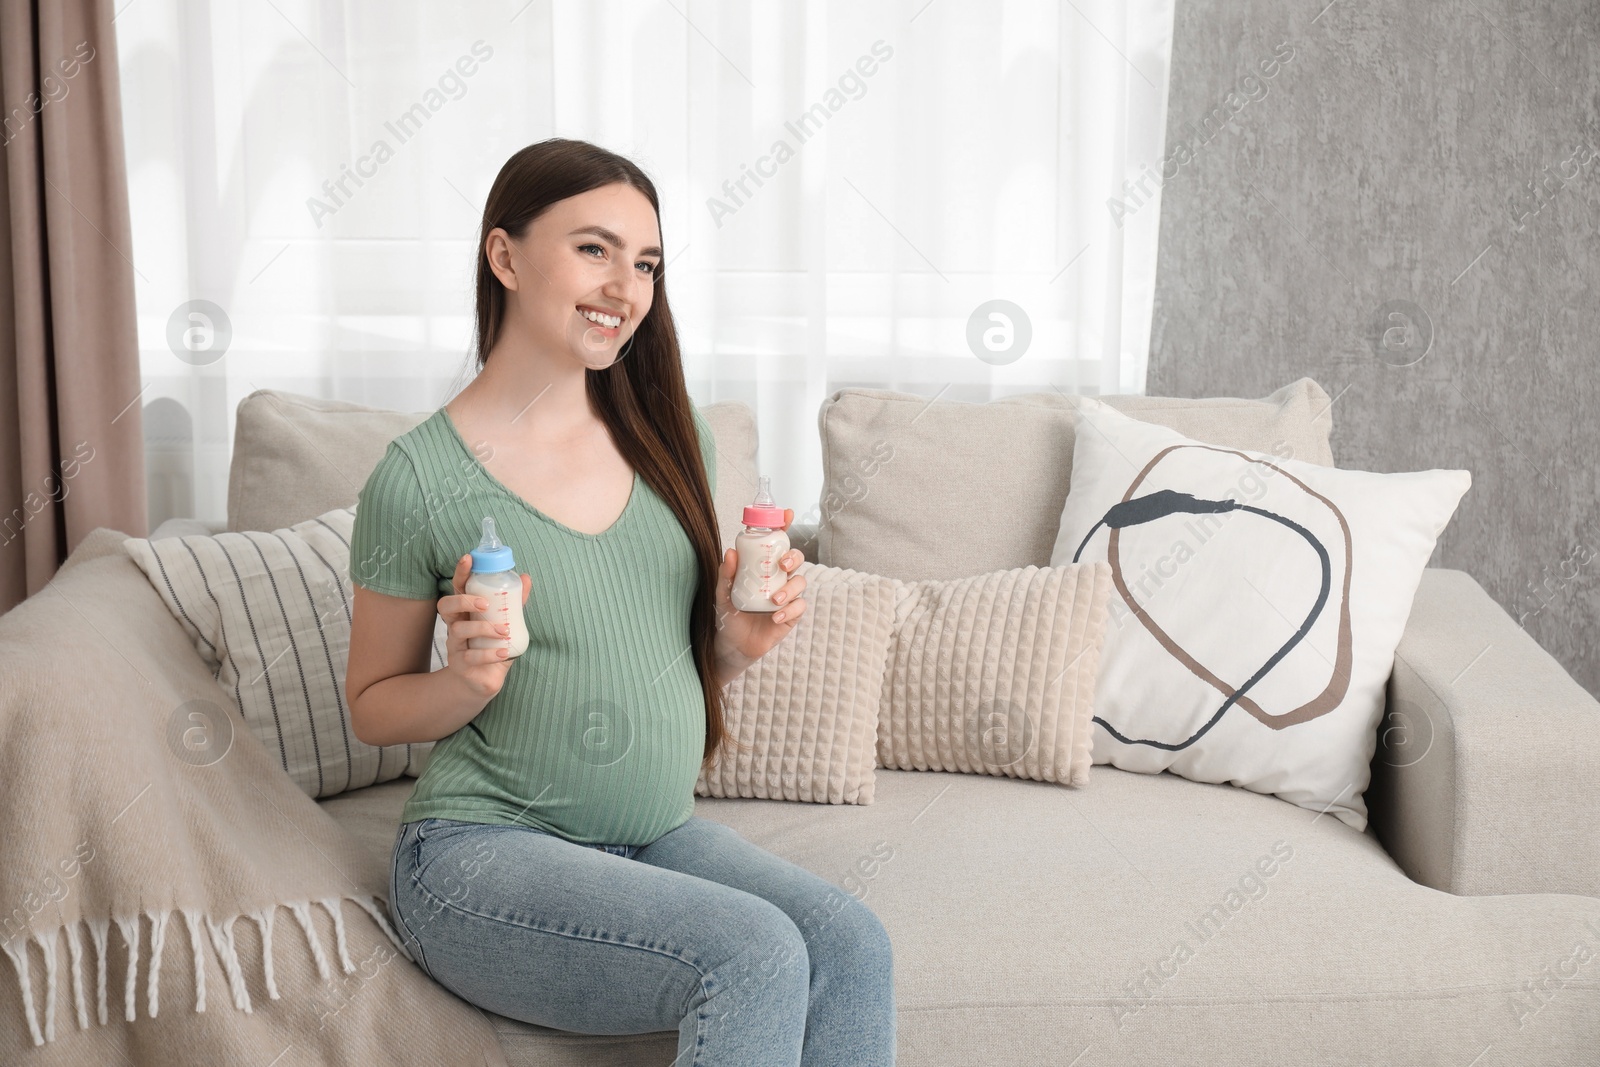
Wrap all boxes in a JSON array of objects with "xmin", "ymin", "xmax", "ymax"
[{"xmin": 439, "ymin": 553, "xmax": 531, "ymax": 701}]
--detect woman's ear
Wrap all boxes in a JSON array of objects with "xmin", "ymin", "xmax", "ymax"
[{"xmin": 485, "ymin": 227, "xmax": 522, "ymax": 292}]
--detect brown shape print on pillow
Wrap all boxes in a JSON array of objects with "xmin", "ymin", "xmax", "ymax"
[{"xmin": 1075, "ymin": 444, "xmax": 1356, "ymax": 746}]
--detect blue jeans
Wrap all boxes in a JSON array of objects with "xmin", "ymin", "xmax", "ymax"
[{"xmin": 388, "ymin": 815, "xmax": 896, "ymax": 1066}]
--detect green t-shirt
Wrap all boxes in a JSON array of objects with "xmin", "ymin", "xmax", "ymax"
[{"xmin": 348, "ymin": 404, "xmax": 717, "ymax": 846}]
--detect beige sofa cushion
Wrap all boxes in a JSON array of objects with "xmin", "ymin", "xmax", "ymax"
[
  {"xmin": 877, "ymin": 562, "xmax": 1112, "ymax": 786},
  {"xmin": 227, "ymin": 389, "xmax": 761, "ymax": 549},
  {"xmin": 321, "ymin": 768, "xmax": 1600, "ymax": 1067},
  {"xmin": 815, "ymin": 378, "xmax": 1336, "ymax": 581},
  {"xmin": 697, "ymin": 563, "xmax": 900, "ymax": 805},
  {"xmin": 228, "ymin": 391, "xmax": 429, "ymax": 533},
  {"xmin": 700, "ymin": 402, "xmax": 763, "ymax": 553}
]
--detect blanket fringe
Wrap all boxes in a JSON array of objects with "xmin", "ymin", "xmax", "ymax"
[
  {"xmin": 321, "ymin": 895, "xmax": 356, "ymax": 976},
  {"xmin": 204, "ymin": 914, "xmax": 253, "ymax": 1014},
  {"xmin": 1, "ymin": 894, "xmax": 402, "ymax": 1046},
  {"xmin": 38, "ymin": 923, "xmax": 59, "ymax": 1042},
  {"xmin": 347, "ymin": 893, "xmax": 414, "ymax": 963},
  {"xmin": 114, "ymin": 914, "xmax": 141, "ymax": 1023},
  {"xmin": 0, "ymin": 933, "xmax": 39, "ymax": 1045},
  {"xmin": 63, "ymin": 919, "xmax": 88, "ymax": 1031},
  {"xmin": 288, "ymin": 900, "xmax": 333, "ymax": 982},
  {"xmin": 88, "ymin": 917, "xmax": 110, "ymax": 1024},
  {"xmin": 146, "ymin": 907, "xmax": 169, "ymax": 1018},
  {"xmin": 182, "ymin": 909, "xmax": 206, "ymax": 1013},
  {"xmin": 250, "ymin": 907, "xmax": 279, "ymax": 1000}
]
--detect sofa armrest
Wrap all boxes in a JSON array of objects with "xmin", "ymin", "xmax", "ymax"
[{"xmin": 1367, "ymin": 567, "xmax": 1600, "ymax": 898}]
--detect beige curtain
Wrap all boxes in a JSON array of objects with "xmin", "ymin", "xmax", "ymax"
[{"xmin": 0, "ymin": 0, "xmax": 144, "ymax": 616}]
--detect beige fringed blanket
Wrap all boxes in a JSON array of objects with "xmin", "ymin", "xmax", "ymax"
[{"xmin": 0, "ymin": 528, "xmax": 508, "ymax": 1065}]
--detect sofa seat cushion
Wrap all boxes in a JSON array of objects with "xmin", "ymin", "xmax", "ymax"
[{"xmin": 320, "ymin": 769, "xmax": 1600, "ymax": 1067}]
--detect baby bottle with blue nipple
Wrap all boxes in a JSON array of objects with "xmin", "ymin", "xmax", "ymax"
[{"xmin": 465, "ymin": 516, "xmax": 529, "ymax": 657}]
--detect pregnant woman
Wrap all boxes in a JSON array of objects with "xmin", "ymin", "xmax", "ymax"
[{"xmin": 343, "ymin": 138, "xmax": 895, "ymax": 1066}]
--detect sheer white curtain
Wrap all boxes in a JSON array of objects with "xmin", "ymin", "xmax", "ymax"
[{"xmin": 115, "ymin": 0, "xmax": 1175, "ymax": 528}]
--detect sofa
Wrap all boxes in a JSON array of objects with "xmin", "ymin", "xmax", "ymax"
[{"xmin": 53, "ymin": 384, "xmax": 1600, "ymax": 1064}]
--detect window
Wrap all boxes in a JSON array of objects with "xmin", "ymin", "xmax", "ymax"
[{"xmin": 116, "ymin": 0, "xmax": 1176, "ymax": 528}]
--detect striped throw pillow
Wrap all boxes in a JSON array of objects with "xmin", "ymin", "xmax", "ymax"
[{"xmin": 123, "ymin": 506, "xmax": 445, "ymax": 798}]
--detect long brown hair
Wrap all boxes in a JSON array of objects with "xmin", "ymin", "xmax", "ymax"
[{"xmin": 471, "ymin": 138, "xmax": 742, "ymax": 773}]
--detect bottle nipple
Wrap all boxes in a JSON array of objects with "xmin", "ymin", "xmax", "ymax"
[
  {"xmin": 478, "ymin": 516, "xmax": 503, "ymax": 551},
  {"xmin": 469, "ymin": 515, "xmax": 516, "ymax": 572},
  {"xmin": 741, "ymin": 476, "xmax": 786, "ymax": 529}
]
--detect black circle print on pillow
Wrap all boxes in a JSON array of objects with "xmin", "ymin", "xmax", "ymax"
[{"xmin": 1071, "ymin": 444, "xmax": 1355, "ymax": 751}]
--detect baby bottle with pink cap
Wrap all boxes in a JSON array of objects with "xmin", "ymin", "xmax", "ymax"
[{"xmin": 731, "ymin": 476, "xmax": 790, "ymax": 613}]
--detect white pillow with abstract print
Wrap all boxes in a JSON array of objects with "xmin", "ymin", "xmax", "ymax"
[{"xmin": 1049, "ymin": 397, "xmax": 1471, "ymax": 830}]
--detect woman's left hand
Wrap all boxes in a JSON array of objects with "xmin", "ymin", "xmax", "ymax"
[{"xmin": 714, "ymin": 509, "xmax": 807, "ymax": 670}]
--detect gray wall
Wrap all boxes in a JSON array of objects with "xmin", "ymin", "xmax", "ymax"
[{"xmin": 1147, "ymin": 1, "xmax": 1600, "ymax": 696}]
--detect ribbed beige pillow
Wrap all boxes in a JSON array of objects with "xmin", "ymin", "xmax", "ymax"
[
  {"xmin": 878, "ymin": 562, "xmax": 1114, "ymax": 786},
  {"xmin": 697, "ymin": 563, "xmax": 899, "ymax": 804}
]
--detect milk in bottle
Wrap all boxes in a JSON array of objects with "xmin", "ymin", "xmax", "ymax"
[
  {"xmin": 465, "ymin": 516, "xmax": 530, "ymax": 657},
  {"xmin": 731, "ymin": 476, "xmax": 790, "ymax": 613}
]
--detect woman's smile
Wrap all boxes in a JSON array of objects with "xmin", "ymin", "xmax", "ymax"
[{"xmin": 576, "ymin": 303, "xmax": 624, "ymax": 337}]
